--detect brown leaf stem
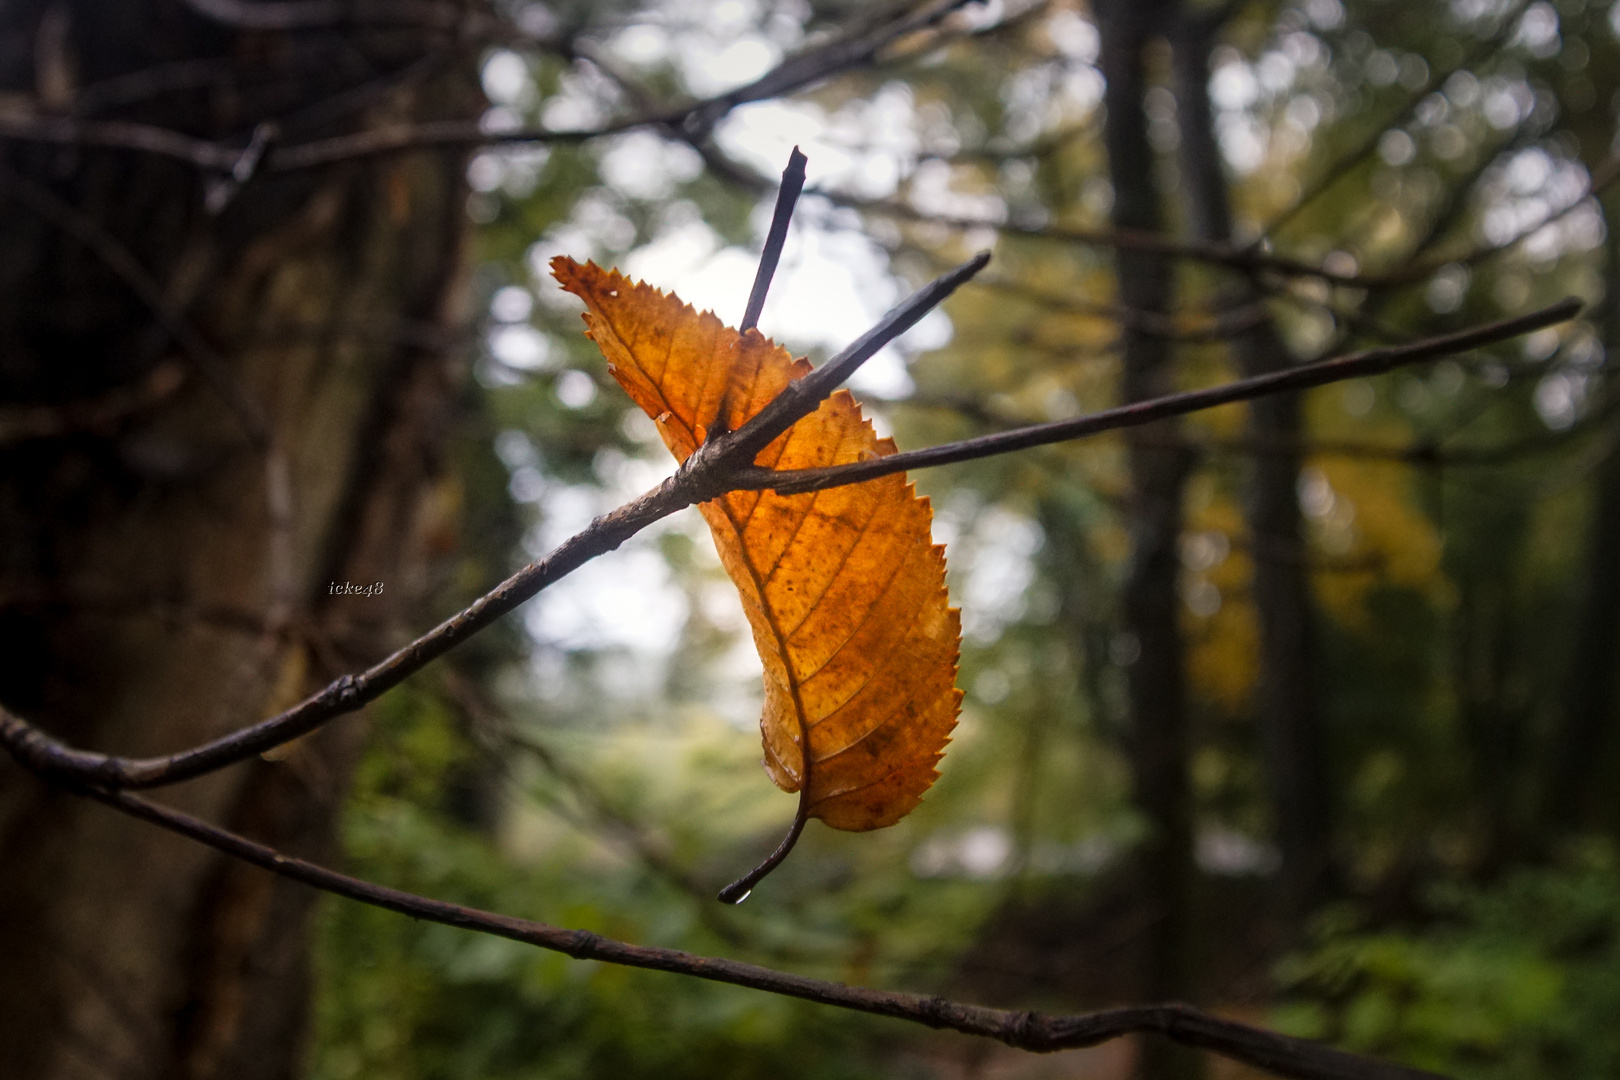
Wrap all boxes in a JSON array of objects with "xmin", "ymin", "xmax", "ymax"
[{"xmin": 716, "ymin": 785, "xmax": 811, "ymax": 904}]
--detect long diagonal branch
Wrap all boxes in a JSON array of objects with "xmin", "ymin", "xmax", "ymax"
[
  {"xmin": 0, "ymin": 294, "xmax": 1579, "ymax": 790},
  {"xmin": 47, "ymin": 778, "xmax": 1445, "ymax": 1080}
]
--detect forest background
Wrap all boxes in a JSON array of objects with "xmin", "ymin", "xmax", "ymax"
[{"xmin": 1, "ymin": 0, "xmax": 1618, "ymax": 1079}]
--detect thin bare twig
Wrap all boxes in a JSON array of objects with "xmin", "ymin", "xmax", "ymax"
[
  {"xmin": 264, "ymin": 0, "xmax": 977, "ymax": 170},
  {"xmin": 725, "ymin": 251, "xmax": 991, "ymax": 461},
  {"xmin": 802, "ymin": 138, "xmax": 1619, "ymax": 291},
  {"xmin": 813, "ymin": 188, "xmax": 1370, "ymax": 284},
  {"xmin": 8, "ymin": 0, "xmax": 1590, "ymax": 302},
  {"xmin": 727, "ymin": 297, "xmax": 1583, "ymax": 494},
  {"xmin": 672, "ymin": 0, "xmax": 977, "ymax": 141},
  {"xmin": 204, "ymin": 121, "xmax": 278, "ymax": 214},
  {"xmin": 0, "ymin": 113, "xmax": 1361, "ymax": 288},
  {"xmin": 42, "ymin": 778, "xmax": 1446, "ymax": 1080}
]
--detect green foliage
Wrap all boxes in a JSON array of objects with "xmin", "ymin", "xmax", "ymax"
[{"xmin": 1274, "ymin": 846, "xmax": 1620, "ymax": 1079}]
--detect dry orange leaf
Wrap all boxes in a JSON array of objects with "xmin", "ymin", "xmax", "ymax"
[{"xmin": 554, "ymin": 257, "xmax": 961, "ymax": 831}]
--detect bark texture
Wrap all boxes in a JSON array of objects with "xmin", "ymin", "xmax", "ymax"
[{"xmin": 0, "ymin": 4, "xmax": 476, "ymax": 1078}]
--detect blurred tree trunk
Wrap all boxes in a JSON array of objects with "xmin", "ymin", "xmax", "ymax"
[
  {"xmin": 1095, "ymin": 4, "xmax": 1199, "ymax": 1077},
  {"xmin": 1171, "ymin": 14, "xmax": 1334, "ymax": 922},
  {"xmin": 1550, "ymin": 425, "xmax": 1620, "ymax": 833},
  {"xmin": 0, "ymin": 4, "xmax": 475, "ymax": 1078},
  {"xmin": 1543, "ymin": 188, "xmax": 1620, "ymax": 836}
]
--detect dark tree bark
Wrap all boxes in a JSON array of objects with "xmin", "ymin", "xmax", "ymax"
[
  {"xmin": 1170, "ymin": 15, "xmax": 1334, "ymax": 921},
  {"xmin": 1095, "ymin": 4, "xmax": 1199, "ymax": 1076},
  {"xmin": 0, "ymin": 4, "xmax": 477, "ymax": 1078}
]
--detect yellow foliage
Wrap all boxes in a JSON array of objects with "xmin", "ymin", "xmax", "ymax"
[
  {"xmin": 1310, "ymin": 458, "xmax": 1450, "ymax": 628},
  {"xmin": 1184, "ymin": 499, "xmax": 1261, "ymax": 714}
]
